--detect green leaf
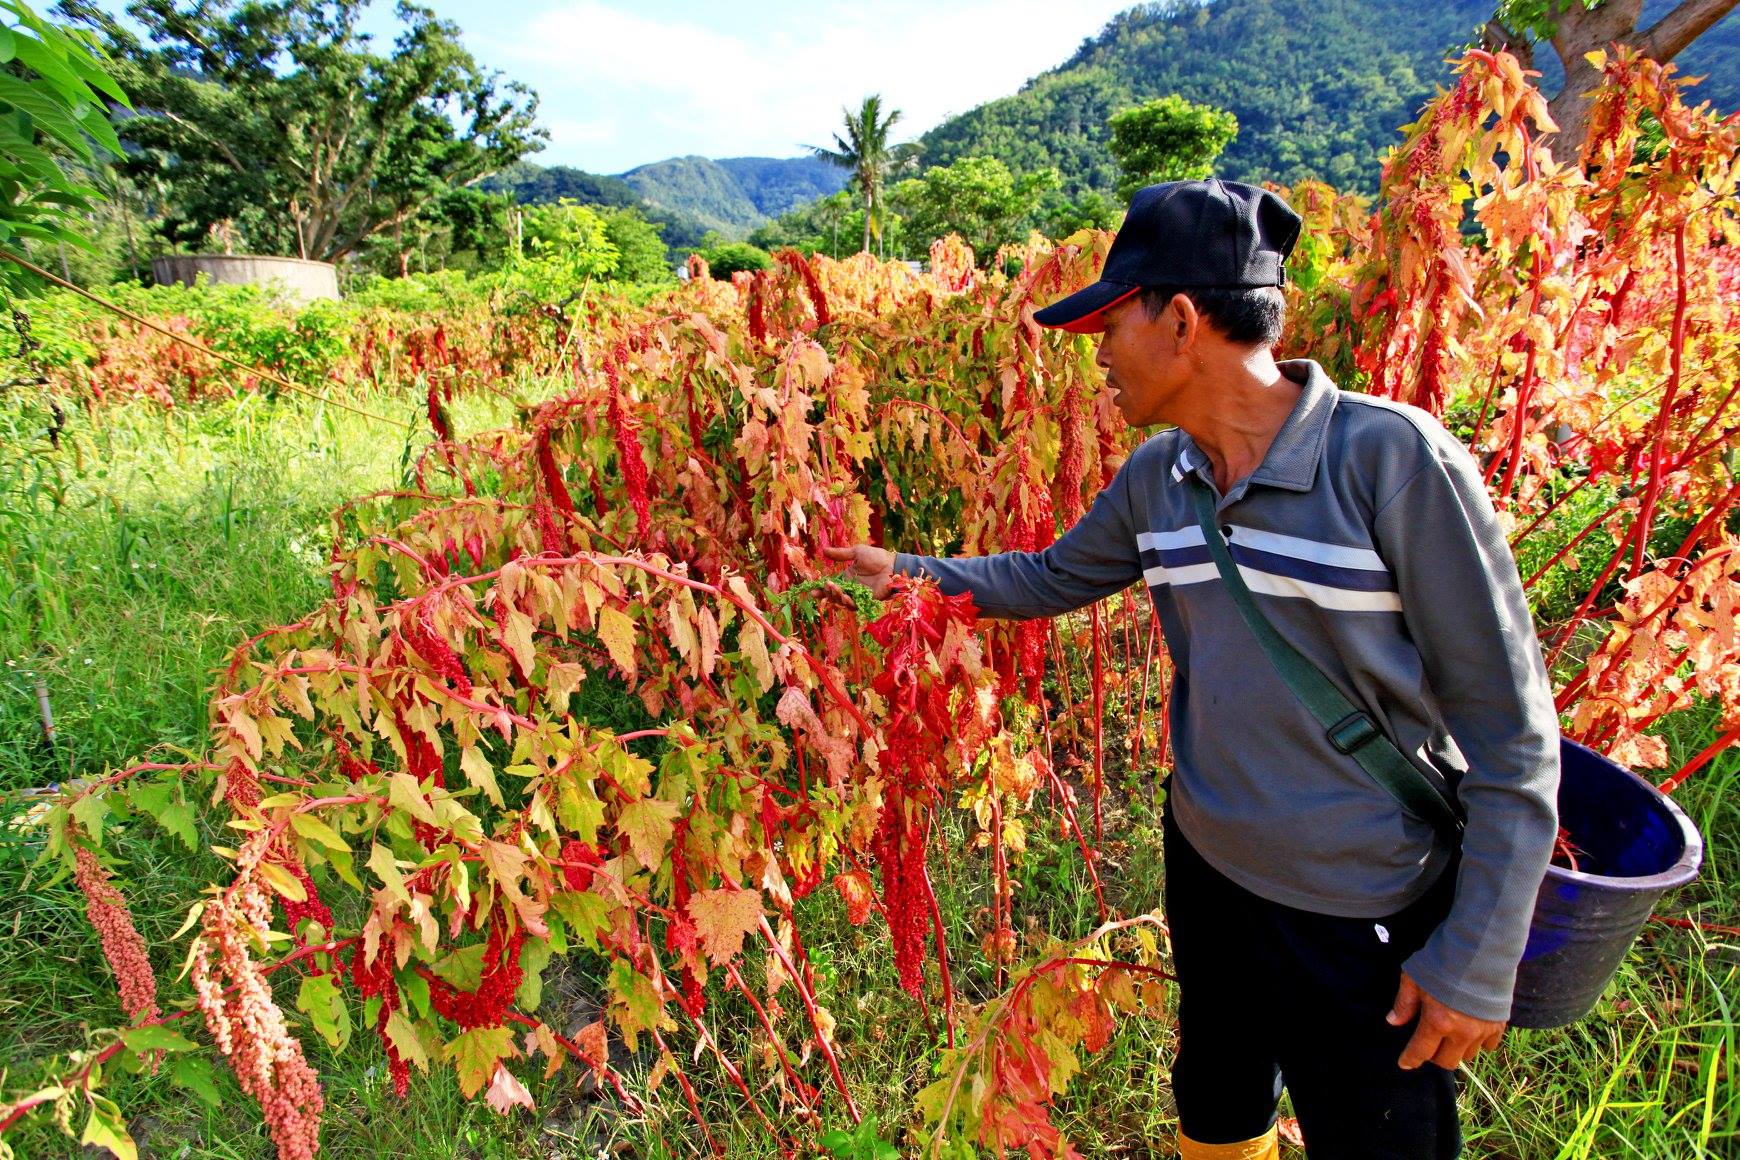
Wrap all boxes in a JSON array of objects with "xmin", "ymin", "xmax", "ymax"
[
  {"xmin": 69, "ymin": 792, "xmax": 108, "ymax": 846},
  {"xmin": 171, "ymin": 1056, "xmax": 222, "ymax": 1107},
  {"xmin": 430, "ymin": 941, "xmax": 487, "ymax": 990},
  {"xmin": 616, "ymin": 796, "xmax": 678, "ymax": 869},
  {"xmin": 119, "ymin": 1025, "xmax": 196, "ymax": 1053},
  {"xmin": 0, "ymin": 26, "xmax": 16, "ymax": 64},
  {"xmin": 297, "ymin": 972, "xmax": 351, "ymax": 1050},
  {"xmin": 0, "ymin": 72, "xmax": 95, "ymax": 160},
  {"xmin": 11, "ymin": 33, "xmax": 95, "ymax": 108},
  {"xmin": 130, "ymin": 782, "xmax": 197, "ymax": 851},
  {"xmin": 384, "ymin": 1010, "xmax": 430, "ymax": 1073},
  {"xmin": 80, "ymin": 1093, "xmax": 136, "ymax": 1160},
  {"xmin": 256, "ymin": 859, "xmax": 306, "ymax": 903},
  {"xmin": 554, "ymin": 769, "xmax": 603, "ymax": 840},
  {"xmin": 515, "ymin": 936, "xmax": 551, "ymax": 1012},
  {"xmin": 459, "ymin": 746, "xmax": 503, "ymax": 809},
  {"xmin": 447, "ymin": 1025, "xmax": 514, "ymax": 1098},
  {"xmin": 290, "ymin": 811, "xmax": 349, "ymax": 852},
  {"xmin": 551, "ymin": 890, "xmax": 611, "ymax": 952}
]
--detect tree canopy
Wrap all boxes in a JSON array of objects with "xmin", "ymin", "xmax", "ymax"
[
  {"xmin": 890, "ymin": 156, "xmax": 1059, "ymax": 261},
  {"xmin": 61, "ymin": 0, "xmax": 545, "ymax": 263},
  {"xmin": 1107, "ymin": 95, "xmax": 1239, "ymax": 200},
  {"xmin": 1, "ymin": 0, "xmax": 132, "ymax": 298},
  {"xmin": 810, "ymin": 94, "xmax": 919, "ymax": 254}
]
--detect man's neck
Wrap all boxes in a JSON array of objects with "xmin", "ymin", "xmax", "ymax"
[{"xmin": 1173, "ymin": 349, "xmax": 1302, "ymax": 494}]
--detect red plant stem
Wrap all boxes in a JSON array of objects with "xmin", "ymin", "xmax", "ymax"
[
  {"xmin": 1560, "ymin": 547, "xmax": 1736, "ymax": 718},
  {"xmin": 1497, "ymin": 314, "xmax": 1543, "ymax": 503},
  {"xmin": 1470, "ymin": 363, "xmax": 1506, "ymax": 468},
  {"xmin": 1043, "ymin": 763, "xmax": 1108, "ymax": 923},
  {"xmin": 1629, "ymin": 223, "xmax": 1690, "ymax": 580},
  {"xmin": 501, "ymin": 1011, "xmax": 643, "ymax": 1112},
  {"xmin": 1547, "ymin": 515, "xmax": 1644, "ymax": 673},
  {"xmin": 724, "ymin": 963, "xmax": 821, "ymax": 1119},
  {"xmin": 1651, "ymin": 914, "xmax": 1740, "ymax": 939},
  {"xmin": 54, "ymin": 760, "xmax": 224, "ymax": 808},
  {"xmin": 1522, "ymin": 500, "xmax": 1624, "ymax": 590},
  {"xmin": 920, "ymin": 848, "xmax": 957, "ymax": 1050},
  {"xmin": 1050, "ymin": 621, "xmax": 1077, "ymax": 719},
  {"xmin": 0, "ymin": 936, "xmax": 359, "ymax": 1136},
  {"xmin": 988, "ymin": 787, "xmax": 1011, "ymax": 993},
  {"xmin": 1089, "ymin": 603, "xmax": 1105, "ymax": 847},
  {"xmin": 675, "ymin": 1000, "xmax": 794, "ymax": 1160},
  {"xmin": 757, "ymin": 917, "xmax": 860, "ymax": 1124},
  {"xmin": 1045, "ymin": 957, "xmax": 1175, "ymax": 982},
  {"xmin": 1510, "ymin": 472, "xmax": 1598, "ymax": 548},
  {"xmin": 1131, "ymin": 603, "xmax": 1160, "ymax": 772},
  {"xmin": 650, "ymin": 1027, "xmax": 725, "ymax": 1157},
  {"xmin": 1658, "ymin": 726, "xmax": 1740, "ymax": 794},
  {"xmin": 1668, "ymin": 480, "xmax": 1740, "ymax": 562}
]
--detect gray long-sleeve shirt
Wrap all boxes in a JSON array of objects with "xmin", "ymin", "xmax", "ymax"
[{"xmin": 895, "ymin": 359, "xmax": 1560, "ymax": 1022}]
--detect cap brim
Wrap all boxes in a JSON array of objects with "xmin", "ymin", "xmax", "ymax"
[{"xmin": 1032, "ymin": 281, "xmax": 1141, "ymax": 334}]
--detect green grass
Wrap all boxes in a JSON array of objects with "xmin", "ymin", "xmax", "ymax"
[{"xmin": 1, "ymin": 386, "xmax": 1735, "ymax": 1159}]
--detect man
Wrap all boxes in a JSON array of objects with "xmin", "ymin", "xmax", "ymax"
[{"xmin": 823, "ymin": 179, "xmax": 1559, "ymax": 1159}]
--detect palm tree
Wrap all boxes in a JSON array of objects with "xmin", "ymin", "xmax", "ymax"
[{"xmin": 809, "ymin": 95, "xmax": 919, "ymax": 255}]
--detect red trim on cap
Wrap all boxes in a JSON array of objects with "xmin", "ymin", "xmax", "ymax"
[{"xmin": 1053, "ymin": 285, "xmax": 1143, "ymax": 334}]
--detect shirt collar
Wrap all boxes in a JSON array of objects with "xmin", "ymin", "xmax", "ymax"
[{"xmin": 1172, "ymin": 359, "xmax": 1338, "ymax": 494}]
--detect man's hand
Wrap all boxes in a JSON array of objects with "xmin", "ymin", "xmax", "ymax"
[
  {"xmin": 1387, "ymin": 972, "xmax": 1506, "ymax": 1070},
  {"xmin": 821, "ymin": 543, "xmax": 897, "ymax": 599}
]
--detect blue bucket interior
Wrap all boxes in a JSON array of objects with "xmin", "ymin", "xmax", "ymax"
[{"xmin": 1557, "ymin": 737, "xmax": 1687, "ymax": 880}]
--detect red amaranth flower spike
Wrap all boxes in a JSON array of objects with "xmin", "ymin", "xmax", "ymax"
[
  {"xmin": 194, "ymin": 874, "xmax": 324, "ymax": 1159},
  {"xmin": 74, "ymin": 844, "xmax": 160, "ymax": 1027},
  {"xmin": 605, "ymin": 357, "xmax": 652, "ymax": 539}
]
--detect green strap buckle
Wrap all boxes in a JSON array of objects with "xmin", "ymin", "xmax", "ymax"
[{"xmin": 1328, "ymin": 712, "xmax": 1381, "ymax": 755}]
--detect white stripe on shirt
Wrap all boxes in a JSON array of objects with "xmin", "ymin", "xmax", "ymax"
[
  {"xmin": 1143, "ymin": 560, "xmax": 1404, "ymax": 612},
  {"xmin": 1138, "ymin": 524, "xmax": 1389, "ymax": 572}
]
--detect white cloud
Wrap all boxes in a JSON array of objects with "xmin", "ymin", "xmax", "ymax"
[{"xmin": 475, "ymin": 0, "xmax": 1129, "ymax": 172}]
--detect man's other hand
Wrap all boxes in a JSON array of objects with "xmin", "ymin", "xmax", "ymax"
[
  {"xmin": 1387, "ymin": 971, "xmax": 1506, "ymax": 1071},
  {"xmin": 821, "ymin": 544, "xmax": 897, "ymax": 599}
]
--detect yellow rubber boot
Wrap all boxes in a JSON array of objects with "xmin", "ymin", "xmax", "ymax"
[{"xmin": 1177, "ymin": 1125, "xmax": 1281, "ymax": 1160}]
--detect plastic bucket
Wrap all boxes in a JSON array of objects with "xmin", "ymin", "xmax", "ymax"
[{"xmin": 1509, "ymin": 737, "xmax": 1704, "ymax": 1029}]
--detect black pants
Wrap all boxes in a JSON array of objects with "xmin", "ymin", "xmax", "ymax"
[{"xmin": 1163, "ymin": 799, "xmax": 1462, "ymax": 1158}]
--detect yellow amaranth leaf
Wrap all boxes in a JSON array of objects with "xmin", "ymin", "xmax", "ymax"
[
  {"xmin": 687, "ymin": 887, "xmax": 765, "ymax": 967},
  {"xmin": 598, "ymin": 604, "xmax": 638, "ymax": 681}
]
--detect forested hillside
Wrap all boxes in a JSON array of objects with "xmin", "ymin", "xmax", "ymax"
[
  {"xmin": 489, "ymin": 156, "xmax": 848, "ymax": 244},
  {"xmin": 918, "ymin": 0, "xmax": 1738, "ymax": 193}
]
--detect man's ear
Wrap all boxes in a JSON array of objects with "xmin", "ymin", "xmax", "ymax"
[{"xmin": 1170, "ymin": 292, "xmax": 1202, "ymax": 353}]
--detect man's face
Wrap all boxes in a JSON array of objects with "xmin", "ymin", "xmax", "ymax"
[{"xmin": 1094, "ymin": 294, "xmax": 1185, "ymax": 428}]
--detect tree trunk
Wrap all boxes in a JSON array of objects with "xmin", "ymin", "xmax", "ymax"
[
  {"xmin": 1546, "ymin": 0, "xmax": 1644, "ymax": 155},
  {"xmin": 862, "ymin": 189, "xmax": 873, "ymax": 255},
  {"xmin": 1538, "ymin": 0, "xmax": 1738, "ymax": 158}
]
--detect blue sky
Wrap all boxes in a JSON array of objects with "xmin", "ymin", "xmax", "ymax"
[{"xmin": 360, "ymin": 0, "xmax": 1136, "ymax": 174}]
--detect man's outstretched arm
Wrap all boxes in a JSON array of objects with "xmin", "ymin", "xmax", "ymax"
[{"xmin": 826, "ymin": 460, "xmax": 1145, "ymax": 620}]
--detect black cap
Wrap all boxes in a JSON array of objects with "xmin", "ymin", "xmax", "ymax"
[{"xmin": 1033, "ymin": 178, "xmax": 1303, "ymax": 334}]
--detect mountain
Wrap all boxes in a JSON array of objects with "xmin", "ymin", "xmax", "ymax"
[
  {"xmin": 484, "ymin": 162, "xmax": 712, "ymax": 251},
  {"xmin": 486, "ymin": 162, "xmax": 642, "ymax": 210},
  {"xmin": 919, "ymin": 0, "xmax": 1492, "ymax": 195},
  {"xmin": 715, "ymin": 157, "xmax": 851, "ymax": 218},
  {"xmin": 489, "ymin": 156, "xmax": 850, "ymax": 244},
  {"xmin": 916, "ymin": 0, "xmax": 1739, "ymax": 196},
  {"xmin": 619, "ymin": 155, "xmax": 848, "ymax": 238}
]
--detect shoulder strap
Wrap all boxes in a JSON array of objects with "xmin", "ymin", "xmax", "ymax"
[{"xmin": 1186, "ymin": 476, "xmax": 1465, "ymax": 841}]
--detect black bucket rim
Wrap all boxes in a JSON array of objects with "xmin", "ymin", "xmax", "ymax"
[{"xmin": 1543, "ymin": 747, "xmax": 1704, "ymax": 894}]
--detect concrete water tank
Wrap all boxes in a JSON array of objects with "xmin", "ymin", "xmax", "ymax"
[{"xmin": 151, "ymin": 254, "xmax": 340, "ymax": 304}]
